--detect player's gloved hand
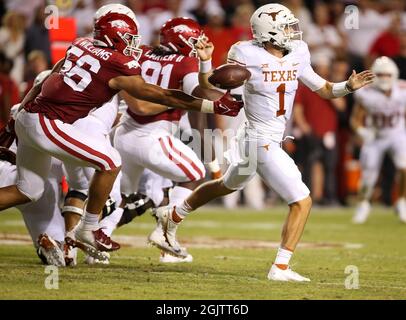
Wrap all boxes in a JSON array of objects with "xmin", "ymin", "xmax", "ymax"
[
  {"xmin": 356, "ymin": 127, "xmax": 375, "ymax": 143},
  {"xmin": 0, "ymin": 147, "xmax": 16, "ymax": 165},
  {"xmin": 213, "ymin": 91, "xmax": 243, "ymax": 117}
]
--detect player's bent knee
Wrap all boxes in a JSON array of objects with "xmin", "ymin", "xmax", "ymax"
[
  {"xmin": 289, "ymin": 195, "xmax": 312, "ymax": 211},
  {"xmin": 16, "ymin": 183, "xmax": 44, "ymax": 202},
  {"xmin": 218, "ymin": 179, "xmax": 236, "ymax": 196}
]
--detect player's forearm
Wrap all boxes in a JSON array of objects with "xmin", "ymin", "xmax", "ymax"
[
  {"xmin": 123, "ymin": 82, "xmax": 206, "ymax": 112},
  {"xmin": 158, "ymin": 89, "xmax": 206, "ymax": 112},
  {"xmin": 132, "ymin": 100, "xmax": 168, "ymax": 116},
  {"xmin": 316, "ymin": 82, "xmax": 336, "ymax": 99},
  {"xmin": 120, "ymin": 91, "xmax": 168, "ymax": 116},
  {"xmin": 19, "ymin": 84, "xmax": 42, "ymax": 110},
  {"xmin": 110, "ymin": 76, "xmax": 244, "ymax": 116},
  {"xmin": 198, "ymin": 72, "xmax": 214, "ymax": 89},
  {"xmin": 198, "ymin": 59, "xmax": 213, "ymax": 89},
  {"xmin": 192, "ymin": 86, "xmax": 223, "ymax": 100}
]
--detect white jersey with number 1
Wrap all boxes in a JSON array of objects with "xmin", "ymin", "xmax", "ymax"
[
  {"xmin": 223, "ymin": 40, "xmax": 326, "ymax": 204},
  {"xmin": 227, "ymin": 40, "xmax": 326, "ymax": 143}
]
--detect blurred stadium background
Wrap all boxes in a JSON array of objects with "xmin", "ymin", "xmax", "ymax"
[{"xmin": 1, "ymin": 0, "xmax": 405, "ymax": 209}]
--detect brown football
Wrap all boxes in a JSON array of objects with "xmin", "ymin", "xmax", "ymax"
[{"xmin": 208, "ymin": 64, "xmax": 251, "ymax": 90}]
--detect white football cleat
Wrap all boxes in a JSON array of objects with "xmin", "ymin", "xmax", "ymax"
[
  {"xmin": 75, "ymin": 223, "xmax": 120, "ymax": 252},
  {"xmin": 267, "ymin": 264, "xmax": 310, "ymax": 282},
  {"xmin": 352, "ymin": 200, "xmax": 371, "ymax": 224},
  {"xmin": 159, "ymin": 251, "xmax": 193, "ymax": 263},
  {"xmin": 148, "ymin": 206, "xmax": 188, "ymax": 258},
  {"xmin": 37, "ymin": 234, "xmax": 66, "ymax": 267},
  {"xmin": 395, "ymin": 198, "xmax": 406, "ymax": 223}
]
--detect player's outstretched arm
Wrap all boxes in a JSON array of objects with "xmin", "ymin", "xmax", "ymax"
[
  {"xmin": 109, "ymin": 75, "xmax": 243, "ymax": 116},
  {"xmin": 316, "ymin": 70, "xmax": 375, "ymax": 99},
  {"xmin": 119, "ymin": 91, "xmax": 168, "ymax": 116}
]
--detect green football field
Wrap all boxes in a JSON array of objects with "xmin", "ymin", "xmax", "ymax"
[{"xmin": 0, "ymin": 205, "xmax": 405, "ymax": 300}]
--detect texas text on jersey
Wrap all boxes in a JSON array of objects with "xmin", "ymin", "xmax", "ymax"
[
  {"xmin": 227, "ymin": 39, "xmax": 326, "ymax": 143},
  {"xmin": 25, "ymin": 37, "xmax": 141, "ymax": 124}
]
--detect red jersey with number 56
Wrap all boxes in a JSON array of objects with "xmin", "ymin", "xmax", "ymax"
[
  {"xmin": 25, "ymin": 38, "xmax": 141, "ymax": 124},
  {"xmin": 127, "ymin": 45, "xmax": 199, "ymax": 126}
]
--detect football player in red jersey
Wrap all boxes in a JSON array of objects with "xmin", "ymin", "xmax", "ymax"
[
  {"xmin": 103, "ymin": 17, "xmax": 223, "ymax": 258},
  {"xmin": 0, "ymin": 4, "xmax": 242, "ymax": 255}
]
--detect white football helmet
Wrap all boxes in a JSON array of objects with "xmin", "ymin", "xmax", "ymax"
[
  {"xmin": 371, "ymin": 56, "xmax": 399, "ymax": 91},
  {"xmin": 250, "ymin": 3, "xmax": 302, "ymax": 50},
  {"xmin": 94, "ymin": 3, "xmax": 138, "ymax": 27}
]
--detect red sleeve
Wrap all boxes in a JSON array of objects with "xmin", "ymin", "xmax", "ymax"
[
  {"xmin": 173, "ymin": 56, "xmax": 199, "ymax": 86},
  {"xmin": 112, "ymin": 54, "xmax": 142, "ymax": 77},
  {"xmin": 181, "ymin": 56, "xmax": 199, "ymax": 74}
]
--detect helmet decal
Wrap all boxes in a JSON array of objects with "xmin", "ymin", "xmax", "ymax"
[
  {"xmin": 173, "ymin": 24, "xmax": 194, "ymax": 33},
  {"xmin": 109, "ymin": 20, "xmax": 130, "ymax": 28},
  {"xmin": 258, "ymin": 10, "xmax": 282, "ymax": 20}
]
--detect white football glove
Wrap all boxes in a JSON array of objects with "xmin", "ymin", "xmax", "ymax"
[{"xmin": 356, "ymin": 127, "xmax": 375, "ymax": 143}]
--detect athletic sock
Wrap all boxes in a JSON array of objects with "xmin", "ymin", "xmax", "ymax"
[
  {"xmin": 99, "ymin": 208, "xmax": 124, "ymax": 236},
  {"xmin": 83, "ymin": 211, "xmax": 99, "ymax": 227},
  {"xmin": 175, "ymin": 200, "xmax": 193, "ymax": 220},
  {"xmin": 274, "ymin": 247, "xmax": 293, "ymax": 270},
  {"xmin": 169, "ymin": 186, "xmax": 193, "ymax": 207}
]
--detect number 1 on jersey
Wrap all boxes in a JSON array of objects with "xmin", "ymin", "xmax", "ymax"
[{"xmin": 276, "ymin": 83, "xmax": 286, "ymax": 117}]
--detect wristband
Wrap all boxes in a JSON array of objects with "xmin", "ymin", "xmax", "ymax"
[
  {"xmin": 201, "ymin": 99, "xmax": 214, "ymax": 113},
  {"xmin": 199, "ymin": 59, "xmax": 212, "ymax": 73},
  {"xmin": 332, "ymin": 81, "xmax": 352, "ymax": 97}
]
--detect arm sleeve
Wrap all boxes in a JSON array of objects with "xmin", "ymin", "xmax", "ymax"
[
  {"xmin": 297, "ymin": 41, "xmax": 326, "ymax": 92},
  {"xmin": 299, "ymin": 64, "xmax": 327, "ymax": 92},
  {"xmin": 114, "ymin": 55, "xmax": 142, "ymax": 77},
  {"xmin": 227, "ymin": 43, "xmax": 247, "ymax": 66}
]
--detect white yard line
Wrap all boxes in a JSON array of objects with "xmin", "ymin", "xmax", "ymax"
[{"xmin": 0, "ymin": 233, "xmax": 363, "ymax": 250}]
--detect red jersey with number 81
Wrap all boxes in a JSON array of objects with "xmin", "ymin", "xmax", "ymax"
[
  {"xmin": 25, "ymin": 38, "xmax": 141, "ymax": 124},
  {"xmin": 127, "ymin": 45, "xmax": 199, "ymax": 125}
]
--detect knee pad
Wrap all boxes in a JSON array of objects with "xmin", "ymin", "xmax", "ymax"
[
  {"xmin": 62, "ymin": 189, "xmax": 88, "ymax": 217},
  {"xmin": 65, "ymin": 189, "xmax": 88, "ymax": 201}
]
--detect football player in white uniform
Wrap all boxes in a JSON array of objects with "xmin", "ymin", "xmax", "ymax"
[
  {"xmin": 351, "ymin": 56, "xmax": 406, "ymax": 224},
  {"xmin": 150, "ymin": 3, "xmax": 374, "ymax": 282}
]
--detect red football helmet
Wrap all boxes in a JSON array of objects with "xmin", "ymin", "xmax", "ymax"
[
  {"xmin": 160, "ymin": 17, "xmax": 204, "ymax": 57},
  {"xmin": 93, "ymin": 4, "xmax": 142, "ymax": 60}
]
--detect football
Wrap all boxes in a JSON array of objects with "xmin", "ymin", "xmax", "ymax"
[{"xmin": 208, "ymin": 64, "xmax": 251, "ymax": 90}]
